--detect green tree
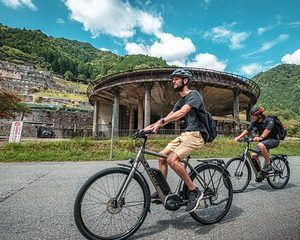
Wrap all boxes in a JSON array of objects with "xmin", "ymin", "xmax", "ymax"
[
  {"xmin": 0, "ymin": 88, "xmax": 31, "ymax": 119},
  {"xmin": 64, "ymin": 70, "xmax": 73, "ymax": 80}
]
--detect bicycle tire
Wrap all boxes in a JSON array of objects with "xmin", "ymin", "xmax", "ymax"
[
  {"xmin": 225, "ymin": 157, "xmax": 251, "ymax": 193},
  {"xmin": 267, "ymin": 156, "xmax": 290, "ymax": 189},
  {"xmin": 74, "ymin": 167, "xmax": 150, "ymax": 240},
  {"xmin": 186, "ymin": 163, "xmax": 233, "ymax": 225}
]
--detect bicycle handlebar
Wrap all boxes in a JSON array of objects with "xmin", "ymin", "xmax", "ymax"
[
  {"xmin": 238, "ymin": 137, "xmax": 254, "ymax": 143},
  {"xmin": 132, "ymin": 129, "xmax": 153, "ymax": 139}
]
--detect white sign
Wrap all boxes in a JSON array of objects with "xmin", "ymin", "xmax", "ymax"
[{"xmin": 9, "ymin": 121, "xmax": 24, "ymax": 143}]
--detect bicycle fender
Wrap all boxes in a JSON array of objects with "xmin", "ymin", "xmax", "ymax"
[
  {"xmin": 271, "ymin": 155, "xmax": 289, "ymax": 164},
  {"xmin": 192, "ymin": 162, "xmax": 231, "ymax": 178},
  {"xmin": 117, "ymin": 165, "xmax": 151, "ymax": 212}
]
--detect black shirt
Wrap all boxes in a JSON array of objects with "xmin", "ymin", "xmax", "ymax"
[
  {"xmin": 172, "ymin": 90, "xmax": 206, "ymax": 133},
  {"xmin": 247, "ymin": 116, "xmax": 278, "ymax": 140}
]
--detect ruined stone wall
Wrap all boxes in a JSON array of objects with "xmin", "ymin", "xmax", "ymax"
[{"xmin": 0, "ymin": 109, "xmax": 93, "ymax": 138}]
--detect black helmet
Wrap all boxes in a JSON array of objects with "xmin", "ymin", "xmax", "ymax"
[
  {"xmin": 170, "ymin": 68, "xmax": 193, "ymax": 80},
  {"xmin": 250, "ymin": 107, "xmax": 264, "ymax": 116}
]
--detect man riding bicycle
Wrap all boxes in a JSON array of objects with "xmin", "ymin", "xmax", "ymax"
[
  {"xmin": 234, "ymin": 107, "xmax": 280, "ymax": 176},
  {"xmin": 144, "ymin": 68, "xmax": 206, "ymax": 212}
]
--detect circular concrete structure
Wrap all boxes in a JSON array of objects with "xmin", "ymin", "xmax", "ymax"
[{"xmin": 87, "ymin": 67, "xmax": 260, "ymax": 136}]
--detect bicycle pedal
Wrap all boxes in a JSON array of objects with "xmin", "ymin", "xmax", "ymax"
[{"xmin": 151, "ymin": 199, "xmax": 162, "ymax": 205}]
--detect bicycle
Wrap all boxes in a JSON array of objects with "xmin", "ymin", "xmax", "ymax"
[
  {"xmin": 74, "ymin": 130, "xmax": 233, "ymax": 240},
  {"xmin": 225, "ymin": 137, "xmax": 290, "ymax": 193}
]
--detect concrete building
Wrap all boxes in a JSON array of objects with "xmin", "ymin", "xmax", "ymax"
[{"xmin": 87, "ymin": 67, "xmax": 260, "ymax": 137}]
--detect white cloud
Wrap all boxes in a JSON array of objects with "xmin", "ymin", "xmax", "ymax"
[
  {"xmin": 64, "ymin": 0, "xmax": 162, "ymax": 38},
  {"xmin": 125, "ymin": 43, "xmax": 148, "ymax": 55},
  {"xmin": 241, "ymin": 63, "xmax": 264, "ymax": 76},
  {"xmin": 246, "ymin": 34, "xmax": 289, "ymax": 56},
  {"xmin": 0, "ymin": 0, "xmax": 37, "ymax": 10},
  {"xmin": 257, "ymin": 26, "xmax": 273, "ymax": 35},
  {"xmin": 99, "ymin": 47, "xmax": 110, "ymax": 52},
  {"xmin": 281, "ymin": 49, "xmax": 300, "ymax": 65},
  {"xmin": 56, "ymin": 18, "xmax": 65, "ymax": 25},
  {"xmin": 204, "ymin": 24, "xmax": 250, "ymax": 49},
  {"xmin": 240, "ymin": 63, "xmax": 275, "ymax": 77},
  {"xmin": 288, "ymin": 21, "xmax": 300, "ymax": 28},
  {"xmin": 261, "ymin": 34, "xmax": 289, "ymax": 51},
  {"xmin": 125, "ymin": 33, "xmax": 196, "ymax": 63},
  {"xmin": 186, "ymin": 53, "xmax": 227, "ymax": 71}
]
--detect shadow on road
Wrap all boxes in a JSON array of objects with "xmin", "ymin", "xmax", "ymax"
[
  {"xmin": 130, "ymin": 204, "xmax": 243, "ymax": 239},
  {"xmin": 239, "ymin": 182, "xmax": 298, "ymax": 194}
]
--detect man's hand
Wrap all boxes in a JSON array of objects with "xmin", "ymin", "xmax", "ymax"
[
  {"xmin": 143, "ymin": 119, "xmax": 163, "ymax": 133},
  {"xmin": 253, "ymin": 137, "xmax": 263, "ymax": 142},
  {"xmin": 234, "ymin": 136, "xmax": 241, "ymax": 142}
]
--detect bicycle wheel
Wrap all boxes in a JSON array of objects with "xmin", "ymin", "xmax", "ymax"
[
  {"xmin": 267, "ymin": 157, "xmax": 290, "ymax": 189},
  {"xmin": 225, "ymin": 157, "xmax": 251, "ymax": 193},
  {"xmin": 187, "ymin": 164, "xmax": 233, "ymax": 225},
  {"xmin": 74, "ymin": 167, "xmax": 150, "ymax": 240}
]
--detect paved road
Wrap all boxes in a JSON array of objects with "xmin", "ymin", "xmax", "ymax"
[{"xmin": 1, "ymin": 157, "xmax": 300, "ymax": 240}]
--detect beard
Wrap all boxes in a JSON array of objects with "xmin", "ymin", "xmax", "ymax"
[{"xmin": 173, "ymin": 80, "xmax": 184, "ymax": 92}]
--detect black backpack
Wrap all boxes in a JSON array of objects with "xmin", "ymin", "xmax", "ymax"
[
  {"xmin": 268, "ymin": 115, "xmax": 287, "ymax": 140},
  {"xmin": 195, "ymin": 109, "xmax": 217, "ymax": 143}
]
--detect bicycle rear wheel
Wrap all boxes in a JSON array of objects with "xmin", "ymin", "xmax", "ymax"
[
  {"xmin": 74, "ymin": 167, "xmax": 150, "ymax": 240},
  {"xmin": 187, "ymin": 163, "xmax": 233, "ymax": 225},
  {"xmin": 267, "ymin": 156, "xmax": 290, "ymax": 189},
  {"xmin": 225, "ymin": 157, "xmax": 251, "ymax": 193}
]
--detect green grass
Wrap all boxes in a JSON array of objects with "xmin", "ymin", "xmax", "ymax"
[
  {"xmin": 0, "ymin": 136, "xmax": 299, "ymax": 162},
  {"xmin": 33, "ymin": 90, "xmax": 88, "ymax": 102}
]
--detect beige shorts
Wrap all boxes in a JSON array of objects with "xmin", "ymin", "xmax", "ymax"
[{"xmin": 165, "ymin": 131, "xmax": 204, "ymax": 160}]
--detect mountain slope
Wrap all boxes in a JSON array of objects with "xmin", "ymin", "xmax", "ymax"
[
  {"xmin": 0, "ymin": 23, "xmax": 168, "ymax": 81},
  {"xmin": 252, "ymin": 64, "xmax": 300, "ymax": 136},
  {"xmin": 253, "ymin": 64, "xmax": 300, "ymax": 116}
]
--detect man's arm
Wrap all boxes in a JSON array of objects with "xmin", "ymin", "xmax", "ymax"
[
  {"xmin": 253, "ymin": 129, "xmax": 271, "ymax": 142},
  {"xmin": 234, "ymin": 130, "xmax": 249, "ymax": 141},
  {"xmin": 162, "ymin": 104, "xmax": 191, "ymax": 124},
  {"xmin": 143, "ymin": 110, "xmax": 174, "ymax": 131},
  {"xmin": 144, "ymin": 105, "xmax": 191, "ymax": 132}
]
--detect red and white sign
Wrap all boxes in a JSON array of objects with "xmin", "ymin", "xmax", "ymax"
[{"xmin": 9, "ymin": 121, "xmax": 24, "ymax": 143}]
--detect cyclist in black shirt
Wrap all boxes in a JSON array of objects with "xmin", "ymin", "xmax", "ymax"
[{"xmin": 234, "ymin": 107, "xmax": 280, "ymax": 173}]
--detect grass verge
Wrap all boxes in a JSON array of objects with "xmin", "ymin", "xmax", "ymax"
[{"xmin": 0, "ymin": 136, "xmax": 299, "ymax": 162}]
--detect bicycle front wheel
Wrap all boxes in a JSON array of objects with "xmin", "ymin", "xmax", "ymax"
[
  {"xmin": 225, "ymin": 157, "xmax": 251, "ymax": 193},
  {"xmin": 74, "ymin": 167, "xmax": 150, "ymax": 240},
  {"xmin": 267, "ymin": 156, "xmax": 290, "ymax": 189},
  {"xmin": 188, "ymin": 163, "xmax": 233, "ymax": 225}
]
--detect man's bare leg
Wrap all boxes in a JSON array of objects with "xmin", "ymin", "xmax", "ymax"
[
  {"xmin": 166, "ymin": 153, "xmax": 195, "ymax": 190},
  {"xmin": 257, "ymin": 143, "xmax": 271, "ymax": 164},
  {"xmin": 158, "ymin": 149, "xmax": 172, "ymax": 177}
]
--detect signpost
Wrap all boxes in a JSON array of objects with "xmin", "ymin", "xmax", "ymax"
[{"xmin": 9, "ymin": 121, "xmax": 24, "ymax": 143}]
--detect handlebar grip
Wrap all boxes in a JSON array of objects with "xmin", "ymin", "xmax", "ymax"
[{"xmin": 142, "ymin": 130, "xmax": 154, "ymax": 135}]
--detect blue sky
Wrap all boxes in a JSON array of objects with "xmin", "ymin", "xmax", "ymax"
[{"xmin": 0, "ymin": 0, "xmax": 300, "ymax": 77}]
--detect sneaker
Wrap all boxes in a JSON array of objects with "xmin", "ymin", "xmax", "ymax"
[
  {"xmin": 151, "ymin": 192, "xmax": 162, "ymax": 204},
  {"xmin": 186, "ymin": 187, "xmax": 204, "ymax": 213},
  {"xmin": 263, "ymin": 163, "xmax": 272, "ymax": 172},
  {"xmin": 255, "ymin": 172, "xmax": 264, "ymax": 182}
]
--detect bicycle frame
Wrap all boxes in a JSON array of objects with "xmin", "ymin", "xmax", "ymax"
[
  {"xmin": 240, "ymin": 142, "xmax": 261, "ymax": 178},
  {"xmin": 116, "ymin": 144, "xmax": 208, "ymax": 206}
]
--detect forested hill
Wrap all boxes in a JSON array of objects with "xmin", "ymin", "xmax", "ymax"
[
  {"xmin": 0, "ymin": 23, "xmax": 168, "ymax": 81},
  {"xmin": 252, "ymin": 64, "xmax": 300, "ymax": 116},
  {"xmin": 252, "ymin": 64, "xmax": 300, "ymax": 136}
]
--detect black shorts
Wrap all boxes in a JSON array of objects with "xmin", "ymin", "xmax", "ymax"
[{"xmin": 253, "ymin": 139, "xmax": 280, "ymax": 155}]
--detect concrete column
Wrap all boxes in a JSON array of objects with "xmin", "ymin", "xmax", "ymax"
[
  {"xmin": 199, "ymin": 86, "xmax": 205, "ymax": 98},
  {"xmin": 129, "ymin": 105, "xmax": 134, "ymax": 131},
  {"xmin": 144, "ymin": 83, "xmax": 153, "ymax": 127},
  {"xmin": 112, "ymin": 88, "xmax": 120, "ymax": 136},
  {"xmin": 233, "ymin": 89, "xmax": 240, "ymax": 133},
  {"xmin": 92, "ymin": 100, "xmax": 100, "ymax": 137},
  {"xmin": 246, "ymin": 105, "xmax": 253, "ymax": 122},
  {"xmin": 138, "ymin": 98, "xmax": 144, "ymax": 129}
]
